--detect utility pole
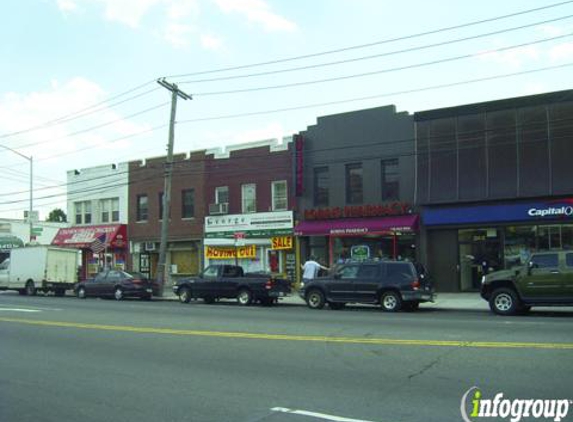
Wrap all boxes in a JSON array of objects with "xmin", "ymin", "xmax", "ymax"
[{"xmin": 156, "ymin": 78, "xmax": 192, "ymax": 295}]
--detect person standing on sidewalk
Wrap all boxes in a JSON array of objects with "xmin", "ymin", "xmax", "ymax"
[{"xmin": 301, "ymin": 256, "xmax": 329, "ymax": 287}]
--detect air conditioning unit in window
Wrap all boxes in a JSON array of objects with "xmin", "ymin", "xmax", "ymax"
[
  {"xmin": 144, "ymin": 242, "xmax": 156, "ymax": 252},
  {"xmin": 209, "ymin": 202, "xmax": 229, "ymax": 215}
]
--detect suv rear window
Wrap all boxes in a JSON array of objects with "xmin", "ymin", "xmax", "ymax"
[
  {"xmin": 531, "ymin": 254, "xmax": 559, "ymax": 268},
  {"xmin": 385, "ymin": 262, "xmax": 415, "ymax": 282}
]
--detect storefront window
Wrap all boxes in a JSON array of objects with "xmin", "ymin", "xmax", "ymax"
[
  {"xmin": 458, "ymin": 228, "xmax": 501, "ymax": 291},
  {"xmin": 504, "ymin": 226, "xmax": 536, "ymax": 268},
  {"xmin": 309, "ymin": 236, "xmax": 328, "ymax": 266},
  {"xmin": 331, "ymin": 234, "xmax": 416, "ymax": 264},
  {"xmin": 563, "ymin": 225, "xmax": 573, "ymax": 250}
]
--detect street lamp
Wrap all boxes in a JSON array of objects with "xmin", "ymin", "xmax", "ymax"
[{"xmin": 0, "ymin": 144, "xmax": 33, "ymax": 242}]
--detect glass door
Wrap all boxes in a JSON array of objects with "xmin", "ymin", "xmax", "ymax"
[{"xmin": 458, "ymin": 228, "xmax": 502, "ymax": 291}]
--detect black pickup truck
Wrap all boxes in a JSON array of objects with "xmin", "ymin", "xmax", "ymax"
[{"xmin": 173, "ymin": 264, "xmax": 291, "ymax": 306}]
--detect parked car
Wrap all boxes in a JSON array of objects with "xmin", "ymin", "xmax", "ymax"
[
  {"xmin": 299, "ymin": 260, "xmax": 434, "ymax": 312},
  {"xmin": 173, "ymin": 264, "xmax": 291, "ymax": 306},
  {"xmin": 75, "ymin": 270, "xmax": 154, "ymax": 300},
  {"xmin": 480, "ymin": 250, "xmax": 573, "ymax": 315}
]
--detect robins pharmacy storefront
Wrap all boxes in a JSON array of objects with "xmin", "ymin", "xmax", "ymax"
[
  {"xmin": 295, "ymin": 204, "xmax": 420, "ymax": 266},
  {"xmin": 204, "ymin": 211, "xmax": 296, "ymax": 282},
  {"xmin": 422, "ymin": 198, "xmax": 573, "ymax": 292}
]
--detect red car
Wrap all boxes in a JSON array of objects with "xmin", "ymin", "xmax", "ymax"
[{"xmin": 75, "ymin": 270, "xmax": 155, "ymax": 301}]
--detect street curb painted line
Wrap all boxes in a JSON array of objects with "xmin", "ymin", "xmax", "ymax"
[{"xmin": 1, "ymin": 317, "xmax": 572, "ymax": 350}]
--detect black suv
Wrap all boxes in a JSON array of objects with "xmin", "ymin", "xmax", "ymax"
[
  {"xmin": 299, "ymin": 260, "xmax": 434, "ymax": 312},
  {"xmin": 480, "ymin": 251, "xmax": 573, "ymax": 315}
]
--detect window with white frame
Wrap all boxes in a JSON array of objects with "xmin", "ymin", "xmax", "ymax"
[
  {"xmin": 74, "ymin": 201, "xmax": 92, "ymax": 225},
  {"xmin": 271, "ymin": 180, "xmax": 288, "ymax": 211},
  {"xmin": 111, "ymin": 198, "xmax": 119, "ymax": 222},
  {"xmin": 215, "ymin": 186, "xmax": 229, "ymax": 204},
  {"xmin": 100, "ymin": 198, "xmax": 120, "ymax": 223},
  {"xmin": 241, "ymin": 184, "xmax": 256, "ymax": 213}
]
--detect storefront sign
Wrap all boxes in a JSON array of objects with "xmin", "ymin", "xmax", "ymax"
[
  {"xmin": 294, "ymin": 215, "xmax": 419, "ymax": 236},
  {"xmin": 271, "ymin": 236, "xmax": 293, "ymax": 250},
  {"xmin": 294, "ymin": 134, "xmax": 304, "ymax": 197},
  {"xmin": 304, "ymin": 203, "xmax": 411, "ymax": 220},
  {"xmin": 423, "ymin": 198, "xmax": 573, "ymax": 226},
  {"xmin": 52, "ymin": 224, "xmax": 127, "ymax": 249},
  {"xmin": 205, "ymin": 211, "xmax": 293, "ymax": 239},
  {"xmin": 205, "ymin": 245, "xmax": 257, "ymax": 259},
  {"xmin": 351, "ymin": 245, "xmax": 370, "ymax": 260}
]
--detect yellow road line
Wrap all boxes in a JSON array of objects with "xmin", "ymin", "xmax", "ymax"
[{"xmin": 1, "ymin": 317, "xmax": 572, "ymax": 350}]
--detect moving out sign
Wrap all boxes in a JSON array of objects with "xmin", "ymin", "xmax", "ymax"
[
  {"xmin": 271, "ymin": 236, "xmax": 293, "ymax": 250},
  {"xmin": 205, "ymin": 245, "xmax": 256, "ymax": 259}
]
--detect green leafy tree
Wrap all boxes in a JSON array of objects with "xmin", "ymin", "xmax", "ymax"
[{"xmin": 46, "ymin": 208, "xmax": 67, "ymax": 223}]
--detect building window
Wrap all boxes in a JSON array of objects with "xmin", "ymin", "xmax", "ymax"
[
  {"xmin": 100, "ymin": 199, "xmax": 110, "ymax": 223},
  {"xmin": 314, "ymin": 167, "xmax": 329, "ymax": 207},
  {"xmin": 111, "ymin": 198, "xmax": 119, "ymax": 222},
  {"xmin": 137, "ymin": 194, "xmax": 148, "ymax": 222},
  {"xmin": 272, "ymin": 180, "xmax": 288, "ymax": 211},
  {"xmin": 182, "ymin": 189, "xmax": 194, "ymax": 219},
  {"xmin": 242, "ymin": 184, "xmax": 256, "ymax": 213},
  {"xmin": 215, "ymin": 186, "xmax": 229, "ymax": 204},
  {"xmin": 345, "ymin": 163, "xmax": 363, "ymax": 204},
  {"xmin": 381, "ymin": 159, "xmax": 399, "ymax": 200},
  {"xmin": 74, "ymin": 201, "xmax": 92, "ymax": 225},
  {"xmin": 74, "ymin": 202, "xmax": 82, "ymax": 225}
]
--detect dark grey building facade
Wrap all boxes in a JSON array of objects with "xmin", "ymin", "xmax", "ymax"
[
  {"xmin": 415, "ymin": 89, "xmax": 573, "ymax": 292},
  {"xmin": 294, "ymin": 105, "xmax": 418, "ymax": 268}
]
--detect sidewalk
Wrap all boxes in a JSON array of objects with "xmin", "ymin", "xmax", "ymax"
[{"xmin": 156, "ymin": 288, "xmax": 490, "ymax": 311}]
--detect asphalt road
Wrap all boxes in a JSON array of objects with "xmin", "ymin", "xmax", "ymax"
[{"xmin": 0, "ymin": 293, "xmax": 572, "ymax": 422}]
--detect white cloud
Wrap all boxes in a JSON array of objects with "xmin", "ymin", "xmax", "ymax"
[
  {"xmin": 200, "ymin": 33, "xmax": 223, "ymax": 50},
  {"xmin": 56, "ymin": 0, "xmax": 78, "ymax": 13},
  {"xmin": 548, "ymin": 42, "xmax": 573, "ymax": 61},
  {"xmin": 164, "ymin": 22, "xmax": 196, "ymax": 48},
  {"xmin": 167, "ymin": 0, "xmax": 200, "ymax": 20},
  {"xmin": 476, "ymin": 44, "xmax": 540, "ymax": 69},
  {"xmin": 91, "ymin": 0, "xmax": 162, "ymax": 28},
  {"xmin": 214, "ymin": 0, "xmax": 297, "ymax": 32}
]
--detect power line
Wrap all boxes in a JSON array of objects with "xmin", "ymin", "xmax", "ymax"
[
  {"xmin": 192, "ymin": 33, "xmax": 573, "ymax": 96},
  {"xmin": 177, "ymin": 14, "xmax": 573, "ymax": 86},
  {"xmin": 165, "ymin": 0, "xmax": 573, "ymax": 79}
]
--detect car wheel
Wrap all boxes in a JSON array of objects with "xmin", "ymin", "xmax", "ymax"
[
  {"xmin": 178, "ymin": 287, "xmax": 191, "ymax": 304},
  {"xmin": 380, "ymin": 291, "xmax": 402, "ymax": 312},
  {"xmin": 114, "ymin": 287, "xmax": 124, "ymax": 301},
  {"xmin": 306, "ymin": 289, "xmax": 325, "ymax": 310},
  {"xmin": 77, "ymin": 287, "xmax": 87, "ymax": 299},
  {"xmin": 25, "ymin": 281, "xmax": 36, "ymax": 296},
  {"xmin": 490, "ymin": 288, "xmax": 519, "ymax": 316},
  {"xmin": 329, "ymin": 302, "xmax": 346, "ymax": 310},
  {"xmin": 237, "ymin": 289, "xmax": 253, "ymax": 306}
]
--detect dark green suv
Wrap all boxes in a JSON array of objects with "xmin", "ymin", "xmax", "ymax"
[{"xmin": 480, "ymin": 251, "xmax": 573, "ymax": 315}]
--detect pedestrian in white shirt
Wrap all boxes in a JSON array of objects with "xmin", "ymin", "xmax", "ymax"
[{"xmin": 301, "ymin": 256, "xmax": 329, "ymax": 286}]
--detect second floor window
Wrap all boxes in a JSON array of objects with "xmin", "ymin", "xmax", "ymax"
[
  {"xmin": 100, "ymin": 198, "xmax": 120, "ymax": 223},
  {"xmin": 242, "ymin": 184, "xmax": 256, "ymax": 213},
  {"xmin": 272, "ymin": 180, "xmax": 288, "ymax": 211},
  {"xmin": 381, "ymin": 159, "xmax": 399, "ymax": 200},
  {"xmin": 215, "ymin": 186, "xmax": 229, "ymax": 204},
  {"xmin": 346, "ymin": 163, "xmax": 363, "ymax": 204},
  {"xmin": 182, "ymin": 189, "xmax": 194, "ymax": 219},
  {"xmin": 314, "ymin": 167, "xmax": 329, "ymax": 207},
  {"xmin": 74, "ymin": 201, "xmax": 92, "ymax": 225},
  {"xmin": 136, "ymin": 194, "xmax": 148, "ymax": 222}
]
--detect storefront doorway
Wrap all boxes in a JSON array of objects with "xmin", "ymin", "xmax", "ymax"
[{"xmin": 458, "ymin": 228, "xmax": 502, "ymax": 291}]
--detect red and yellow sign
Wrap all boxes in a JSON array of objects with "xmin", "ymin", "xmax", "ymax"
[
  {"xmin": 271, "ymin": 236, "xmax": 293, "ymax": 250},
  {"xmin": 205, "ymin": 245, "xmax": 257, "ymax": 259}
]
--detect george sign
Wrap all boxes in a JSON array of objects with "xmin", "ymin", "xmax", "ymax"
[
  {"xmin": 31, "ymin": 227, "xmax": 43, "ymax": 235},
  {"xmin": 205, "ymin": 245, "xmax": 257, "ymax": 259},
  {"xmin": 271, "ymin": 236, "xmax": 293, "ymax": 250},
  {"xmin": 304, "ymin": 203, "xmax": 412, "ymax": 220},
  {"xmin": 205, "ymin": 211, "xmax": 293, "ymax": 238}
]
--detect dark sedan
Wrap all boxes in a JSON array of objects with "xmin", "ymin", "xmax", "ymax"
[{"xmin": 75, "ymin": 270, "xmax": 154, "ymax": 300}]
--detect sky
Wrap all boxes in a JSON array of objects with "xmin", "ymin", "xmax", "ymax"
[{"xmin": 1, "ymin": 0, "xmax": 573, "ymax": 220}]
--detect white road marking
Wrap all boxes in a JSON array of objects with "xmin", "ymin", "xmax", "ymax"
[
  {"xmin": 0, "ymin": 304, "xmax": 61, "ymax": 311},
  {"xmin": 0, "ymin": 308, "xmax": 42, "ymax": 313},
  {"xmin": 271, "ymin": 407, "xmax": 379, "ymax": 422}
]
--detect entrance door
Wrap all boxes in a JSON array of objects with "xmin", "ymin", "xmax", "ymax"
[{"xmin": 458, "ymin": 229, "xmax": 502, "ymax": 291}]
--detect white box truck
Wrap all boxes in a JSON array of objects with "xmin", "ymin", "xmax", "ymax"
[{"xmin": 0, "ymin": 246, "xmax": 78, "ymax": 296}]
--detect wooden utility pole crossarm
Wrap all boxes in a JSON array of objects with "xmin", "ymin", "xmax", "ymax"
[{"xmin": 155, "ymin": 78, "xmax": 192, "ymax": 294}]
